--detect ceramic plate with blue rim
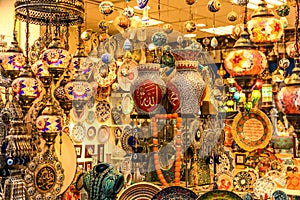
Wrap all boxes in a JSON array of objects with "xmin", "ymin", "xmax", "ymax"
[
  {"xmin": 272, "ymin": 190, "xmax": 288, "ymax": 200},
  {"xmin": 152, "ymin": 186, "xmax": 198, "ymax": 200},
  {"xmin": 197, "ymin": 190, "xmax": 242, "ymax": 200},
  {"xmin": 137, "ymin": 0, "xmax": 149, "ymax": 9}
]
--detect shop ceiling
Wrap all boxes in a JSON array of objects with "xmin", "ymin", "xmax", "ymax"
[{"xmin": 84, "ymin": 0, "xmax": 297, "ymax": 38}]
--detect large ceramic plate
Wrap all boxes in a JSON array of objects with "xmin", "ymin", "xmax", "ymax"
[
  {"xmin": 98, "ymin": 125, "xmax": 110, "ymax": 143},
  {"xmin": 117, "ymin": 182, "xmax": 161, "ymax": 200},
  {"xmin": 231, "ymin": 109, "xmax": 272, "ymax": 151},
  {"xmin": 197, "ymin": 190, "xmax": 242, "ymax": 200},
  {"xmin": 152, "ymin": 186, "xmax": 198, "ymax": 200},
  {"xmin": 233, "ymin": 170, "xmax": 253, "ymax": 192},
  {"xmin": 253, "ymin": 177, "xmax": 276, "ymax": 199},
  {"xmin": 55, "ymin": 132, "xmax": 77, "ymax": 195},
  {"xmin": 117, "ymin": 59, "xmax": 138, "ymax": 91},
  {"xmin": 121, "ymin": 93, "xmax": 134, "ymax": 115}
]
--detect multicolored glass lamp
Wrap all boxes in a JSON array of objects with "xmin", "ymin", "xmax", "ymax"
[
  {"xmin": 36, "ymin": 100, "xmax": 63, "ymax": 147},
  {"xmin": 224, "ymin": 0, "xmax": 267, "ymax": 109},
  {"xmin": 247, "ymin": 0, "xmax": 283, "ymax": 45},
  {"xmin": 41, "ymin": 29, "xmax": 72, "ymax": 84},
  {"xmin": 0, "ymin": 32, "xmax": 25, "ymax": 80}
]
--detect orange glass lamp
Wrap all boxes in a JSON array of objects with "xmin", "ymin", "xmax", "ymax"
[{"xmin": 247, "ymin": 0, "xmax": 284, "ymax": 45}]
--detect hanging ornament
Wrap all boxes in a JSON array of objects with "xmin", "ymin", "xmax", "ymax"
[
  {"xmin": 118, "ymin": 15, "xmax": 131, "ymax": 30},
  {"xmin": 123, "ymin": 6, "xmax": 135, "ymax": 18},
  {"xmin": 99, "ymin": 1, "xmax": 114, "ymax": 16},
  {"xmin": 185, "ymin": 21, "xmax": 196, "ymax": 33},
  {"xmin": 286, "ymin": 43, "xmax": 300, "ymax": 58},
  {"xmin": 81, "ymin": 29, "xmax": 93, "ymax": 41},
  {"xmin": 276, "ymin": 4, "xmax": 290, "ymax": 17},
  {"xmin": 151, "ymin": 32, "xmax": 167, "ymax": 46},
  {"xmin": 185, "ymin": 0, "xmax": 196, "ymax": 5},
  {"xmin": 227, "ymin": 11, "xmax": 238, "ymax": 22},
  {"xmin": 99, "ymin": 33, "xmax": 110, "ymax": 42},
  {"xmin": 210, "ymin": 37, "xmax": 218, "ymax": 48},
  {"xmin": 280, "ymin": 17, "xmax": 289, "ymax": 28},
  {"xmin": 252, "ymin": 89, "xmax": 261, "ymax": 106},
  {"xmin": 207, "ymin": 0, "xmax": 221, "ymax": 12},
  {"xmin": 163, "ymin": 24, "xmax": 173, "ymax": 34},
  {"xmin": 202, "ymin": 37, "xmax": 210, "ymax": 51},
  {"xmin": 98, "ymin": 20, "xmax": 110, "ymax": 31},
  {"xmin": 137, "ymin": 0, "xmax": 149, "ymax": 9}
]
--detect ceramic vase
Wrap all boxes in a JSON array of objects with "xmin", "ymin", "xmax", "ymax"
[
  {"xmin": 167, "ymin": 49, "xmax": 206, "ymax": 115},
  {"xmin": 131, "ymin": 63, "xmax": 166, "ymax": 114}
]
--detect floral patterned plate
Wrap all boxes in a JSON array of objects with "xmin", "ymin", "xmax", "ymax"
[
  {"xmin": 86, "ymin": 126, "xmax": 96, "ymax": 141},
  {"xmin": 253, "ymin": 177, "xmax": 276, "ymax": 199},
  {"xmin": 152, "ymin": 186, "xmax": 197, "ymax": 200},
  {"xmin": 117, "ymin": 59, "xmax": 138, "ymax": 92},
  {"xmin": 71, "ymin": 123, "xmax": 85, "ymax": 143},
  {"xmin": 233, "ymin": 170, "xmax": 252, "ymax": 192},
  {"xmin": 97, "ymin": 125, "xmax": 110, "ymax": 143},
  {"xmin": 216, "ymin": 171, "xmax": 234, "ymax": 191},
  {"xmin": 231, "ymin": 109, "xmax": 272, "ymax": 151},
  {"xmin": 197, "ymin": 190, "xmax": 242, "ymax": 200}
]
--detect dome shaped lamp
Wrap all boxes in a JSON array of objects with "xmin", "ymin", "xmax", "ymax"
[
  {"xmin": 36, "ymin": 100, "xmax": 63, "ymax": 148},
  {"xmin": 41, "ymin": 28, "xmax": 72, "ymax": 84},
  {"xmin": 247, "ymin": 0, "xmax": 284, "ymax": 46},
  {"xmin": 0, "ymin": 31, "xmax": 26, "ymax": 80}
]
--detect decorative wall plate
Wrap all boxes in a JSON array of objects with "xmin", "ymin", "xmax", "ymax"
[
  {"xmin": 216, "ymin": 171, "xmax": 234, "ymax": 191},
  {"xmin": 98, "ymin": 125, "xmax": 110, "ymax": 143},
  {"xmin": 197, "ymin": 190, "xmax": 242, "ymax": 200},
  {"xmin": 55, "ymin": 132, "xmax": 77, "ymax": 195},
  {"xmin": 71, "ymin": 123, "xmax": 86, "ymax": 143},
  {"xmin": 95, "ymin": 100, "xmax": 111, "ymax": 122},
  {"xmin": 253, "ymin": 177, "xmax": 275, "ymax": 199},
  {"xmin": 117, "ymin": 182, "xmax": 161, "ymax": 200},
  {"xmin": 85, "ymin": 110, "xmax": 96, "ymax": 125},
  {"xmin": 87, "ymin": 126, "xmax": 97, "ymax": 141},
  {"xmin": 231, "ymin": 109, "xmax": 272, "ymax": 151},
  {"xmin": 121, "ymin": 125, "xmax": 133, "ymax": 153},
  {"xmin": 117, "ymin": 59, "xmax": 138, "ymax": 91},
  {"xmin": 152, "ymin": 186, "xmax": 198, "ymax": 200},
  {"xmin": 246, "ymin": 168, "xmax": 259, "ymax": 188},
  {"xmin": 94, "ymin": 61, "xmax": 117, "ymax": 87},
  {"xmin": 233, "ymin": 170, "xmax": 253, "ymax": 192},
  {"xmin": 121, "ymin": 93, "xmax": 134, "ymax": 115}
]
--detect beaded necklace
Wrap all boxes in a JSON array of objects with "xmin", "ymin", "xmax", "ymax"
[{"xmin": 152, "ymin": 113, "xmax": 182, "ymax": 188}]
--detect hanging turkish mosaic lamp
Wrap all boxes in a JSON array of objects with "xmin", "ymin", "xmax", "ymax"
[
  {"xmin": 11, "ymin": 64, "xmax": 42, "ymax": 116},
  {"xmin": 0, "ymin": 32, "xmax": 25, "ymax": 80},
  {"xmin": 247, "ymin": 0, "xmax": 284, "ymax": 45},
  {"xmin": 36, "ymin": 100, "xmax": 63, "ymax": 147},
  {"xmin": 64, "ymin": 69, "xmax": 96, "ymax": 116},
  {"xmin": 41, "ymin": 30, "xmax": 72, "ymax": 84}
]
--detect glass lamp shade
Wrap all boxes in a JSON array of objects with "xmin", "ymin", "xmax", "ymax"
[
  {"xmin": 41, "ymin": 47, "xmax": 72, "ymax": 82},
  {"xmin": 36, "ymin": 115, "xmax": 63, "ymax": 133},
  {"xmin": 12, "ymin": 74, "xmax": 41, "ymax": 98},
  {"xmin": 224, "ymin": 49, "xmax": 267, "ymax": 76},
  {"xmin": 70, "ymin": 56, "xmax": 95, "ymax": 77},
  {"xmin": 54, "ymin": 74, "xmax": 72, "ymax": 115},
  {"xmin": 277, "ymin": 86, "xmax": 300, "ymax": 114},
  {"xmin": 31, "ymin": 60, "xmax": 50, "ymax": 77},
  {"xmin": 0, "ymin": 51, "xmax": 26, "ymax": 80},
  {"xmin": 36, "ymin": 102, "xmax": 64, "ymax": 146},
  {"xmin": 247, "ymin": 0, "xmax": 283, "ymax": 44},
  {"xmin": 64, "ymin": 79, "xmax": 95, "ymax": 101},
  {"xmin": 11, "ymin": 67, "xmax": 42, "ymax": 115},
  {"xmin": 247, "ymin": 17, "xmax": 284, "ymax": 44}
]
